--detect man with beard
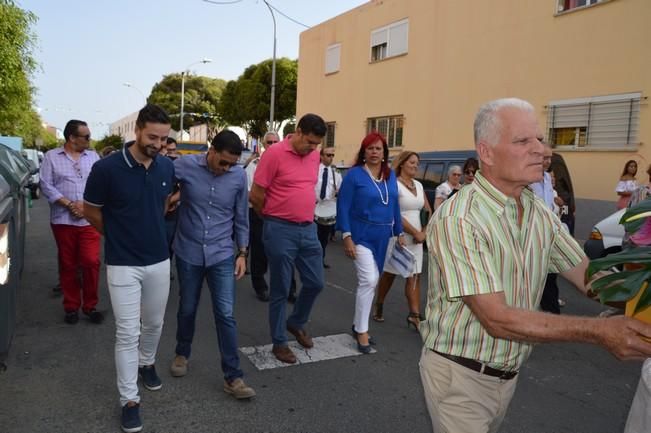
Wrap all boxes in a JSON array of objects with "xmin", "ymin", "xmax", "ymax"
[
  {"xmin": 40, "ymin": 119, "xmax": 102, "ymax": 325},
  {"xmin": 84, "ymin": 104, "xmax": 175, "ymax": 433}
]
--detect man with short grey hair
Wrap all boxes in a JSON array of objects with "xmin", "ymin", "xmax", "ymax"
[{"xmin": 420, "ymin": 97, "xmax": 651, "ymax": 433}]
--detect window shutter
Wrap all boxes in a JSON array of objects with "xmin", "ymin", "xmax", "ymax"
[
  {"xmin": 370, "ymin": 28, "xmax": 388, "ymax": 47},
  {"xmin": 388, "ymin": 20, "xmax": 409, "ymax": 56},
  {"xmin": 552, "ymin": 104, "xmax": 589, "ymax": 128},
  {"xmin": 589, "ymin": 99, "xmax": 640, "ymax": 147},
  {"xmin": 325, "ymin": 44, "xmax": 341, "ymax": 74}
]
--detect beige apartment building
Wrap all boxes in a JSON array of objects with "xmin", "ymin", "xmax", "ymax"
[{"xmin": 297, "ymin": 0, "xmax": 649, "ymax": 221}]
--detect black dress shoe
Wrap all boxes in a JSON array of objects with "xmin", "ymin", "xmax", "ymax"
[
  {"xmin": 84, "ymin": 309, "xmax": 104, "ymax": 324},
  {"xmin": 64, "ymin": 311, "xmax": 79, "ymax": 325},
  {"xmin": 323, "ymin": 263, "xmax": 331, "ymax": 269},
  {"xmin": 255, "ymin": 291, "xmax": 270, "ymax": 302}
]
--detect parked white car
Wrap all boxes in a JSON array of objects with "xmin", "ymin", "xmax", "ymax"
[{"xmin": 584, "ymin": 208, "xmax": 626, "ymax": 259}]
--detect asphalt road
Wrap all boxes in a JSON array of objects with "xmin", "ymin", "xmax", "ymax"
[{"xmin": 0, "ymin": 199, "xmax": 643, "ymax": 433}]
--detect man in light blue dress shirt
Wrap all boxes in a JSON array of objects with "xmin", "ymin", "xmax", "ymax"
[{"xmin": 169, "ymin": 130, "xmax": 255, "ymax": 399}]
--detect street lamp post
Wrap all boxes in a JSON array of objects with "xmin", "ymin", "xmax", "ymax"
[
  {"xmin": 263, "ymin": 0, "xmax": 277, "ymax": 131},
  {"xmin": 122, "ymin": 82, "xmax": 146, "ymax": 104},
  {"xmin": 179, "ymin": 58, "xmax": 212, "ymax": 140}
]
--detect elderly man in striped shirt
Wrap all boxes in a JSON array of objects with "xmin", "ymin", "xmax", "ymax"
[{"xmin": 420, "ymin": 98, "xmax": 651, "ymax": 433}]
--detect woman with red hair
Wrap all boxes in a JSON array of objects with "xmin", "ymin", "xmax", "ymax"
[{"xmin": 336, "ymin": 132, "xmax": 405, "ymax": 353}]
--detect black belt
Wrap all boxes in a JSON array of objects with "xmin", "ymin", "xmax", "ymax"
[
  {"xmin": 265, "ymin": 216, "xmax": 313, "ymax": 227},
  {"xmin": 433, "ymin": 350, "xmax": 518, "ymax": 380}
]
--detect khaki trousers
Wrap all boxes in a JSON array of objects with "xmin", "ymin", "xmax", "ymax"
[{"xmin": 419, "ymin": 347, "xmax": 518, "ymax": 433}]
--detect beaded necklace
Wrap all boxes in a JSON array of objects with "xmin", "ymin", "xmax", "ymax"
[{"xmin": 364, "ymin": 164, "xmax": 389, "ymax": 206}]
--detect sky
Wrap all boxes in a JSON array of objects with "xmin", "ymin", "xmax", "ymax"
[{"xmin": 19, "ymin": 0, "xmax": 368, "ymax": 137}]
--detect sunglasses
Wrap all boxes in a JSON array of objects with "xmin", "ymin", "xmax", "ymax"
[
  {"xmin": 75, "ymin": 134, "xmax": 91, "ymax": 141},
  {"xmin": 218, "ymin": 159, "xmax": 237, "ymax": 168},
  {"xmin": 464, "ymin": 170, "xmax": 476, "ymax": 175},
  {"xmin": 324, "ymin": 153, "xmax": 335, "ymax": 157},
  {"xmin": 265, "ymin": 140, "xmax": 278, "ymax": 145}
]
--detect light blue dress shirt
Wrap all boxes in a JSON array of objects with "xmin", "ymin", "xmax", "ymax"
[{"xmin": 172, "ymin": 153, "xmax": 249, "ymax": 267}]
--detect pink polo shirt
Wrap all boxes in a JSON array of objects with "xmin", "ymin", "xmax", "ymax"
[{"xmin": 253, "ymin": 136, "xmax": 319, "ymax": 223}]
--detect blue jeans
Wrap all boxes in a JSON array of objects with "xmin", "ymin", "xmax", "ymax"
[
  {"xmin": 263, "ymin": 218, "xmax": 324, "ymax": 346},
  {"xmin": 175, "ymin": 256, "xmax": 242, "ymax": 382}
]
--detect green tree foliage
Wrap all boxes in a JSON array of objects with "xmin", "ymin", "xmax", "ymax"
[
  {"xmin": 148, "ymin": 73, "xmax": 226, "ymax": 133},
  {"xmin": 218, "ymin": 57, "xmax": 297, "ymax": 137},
  {"xmin": 0, "ymin": 1, "xmax": 40, "ymax": 142},
  {"xmin": 40, "ymin": 130, "xmax": 59, "ymax": 150},
  {"xmin": 94, "ymin": 134, "xmax": 124, "ymax": 152}
]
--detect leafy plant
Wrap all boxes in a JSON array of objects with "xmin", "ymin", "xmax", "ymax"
[{"xmin": 587, "ymin": 198, "xmax": 651, "ymax": 313}]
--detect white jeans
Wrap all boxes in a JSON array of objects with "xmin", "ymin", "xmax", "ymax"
[
  {"xmin": 107, "ymin": 259, "xmax": 170, "ymax": 406},
  {"xmin": 353, "ymin": 244, "xmax": 379, "ymax": 334}
]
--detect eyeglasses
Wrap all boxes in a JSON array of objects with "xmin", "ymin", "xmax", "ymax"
[
  {"xmin": 451, "ymin": 173, "xmax": 462, "ymax": 177},
  {"xmin": 75, "ymin": 134, "xmax": 91, "ymax": 141},
  {"xmin": 265, "ymin": 140, "xmax": 278, "ymax": 145},
  {"xmin": 324, "ymin": 153, "xmax": 335, "ymax": 157}
]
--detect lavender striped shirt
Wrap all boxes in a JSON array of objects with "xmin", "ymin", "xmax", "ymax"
[{"xmin": 40, "ymin": 147, "xmax": 100, "ymax": 226}]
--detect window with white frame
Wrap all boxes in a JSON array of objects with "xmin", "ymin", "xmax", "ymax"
[
  {"xmin": 367, "ymin": 115, "xmax": 404, "ymax": 148},
  {"xmin": 547, "ymin": 92, "xmax": 641, "ymax": 149},
  {"xmin": 370, "ymin": 19, "xmax": 408, "ymax": 62},
  {"xmin": 324, "ymin": 122, "xmax": 336, "ymax": 147},
  {"xmin": 325, "ymin": 44, "xmax": 341, "ymax": 74},
  {"xmin": 557, "ymin": 0, "xmax": 603, "ymax": 13}
]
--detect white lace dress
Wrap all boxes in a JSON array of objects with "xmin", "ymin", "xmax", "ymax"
[{"xmin": 384, "ymin": 180, "xmax": 425, "ymax": 275}]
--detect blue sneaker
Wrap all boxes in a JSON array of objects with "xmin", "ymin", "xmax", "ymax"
[
  {"xmin": 138, "ymin": 364, "xmax": 162, "ymax": 391},
  {"xmin": 121, "ymin": 403, "xmax": 142, "ymax": 433}
]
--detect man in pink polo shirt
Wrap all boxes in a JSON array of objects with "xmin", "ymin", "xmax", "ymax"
[{"xmin": 250, "ymin": 113, "xmax": 327, "ymax": 364}]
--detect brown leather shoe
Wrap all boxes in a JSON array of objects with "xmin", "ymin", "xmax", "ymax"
[
  {"xmin": 287, "ymin": 325, "xmax": 313, "ymax": 348},
  {"xmin": 272, "ymin": 345, "xmax": 297, "ymax": 364}
]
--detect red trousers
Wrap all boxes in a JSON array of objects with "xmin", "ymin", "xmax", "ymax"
[{"xmin": 51, "ymin": 224, "xmax": 101, "ymax": 313}]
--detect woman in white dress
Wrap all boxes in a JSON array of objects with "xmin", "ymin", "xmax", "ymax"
[
  {"xmin": 616, "ymin": 159, "xmax": 638, "ymax": 209},
  {"xmin": 373, "ymin": 151, "xmax": 432, "ymax": 329},
  {"xmin": 434, "ymin": 165, "xmax": 462, "ymax": 209}
]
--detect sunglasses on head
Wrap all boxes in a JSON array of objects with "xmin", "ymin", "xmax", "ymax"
[{"xmin": 75, "ymin": 134, "xmax": 91, "ymax": 141}]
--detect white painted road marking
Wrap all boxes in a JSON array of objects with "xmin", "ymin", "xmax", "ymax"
[{"xmin": 240, "ymin": 333, "xmax": 376, "ymax": 370}]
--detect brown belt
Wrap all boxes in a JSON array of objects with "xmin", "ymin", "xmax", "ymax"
[{"xmin": 433, "ymin": 350, "xmax": 518, "ymax": 380}]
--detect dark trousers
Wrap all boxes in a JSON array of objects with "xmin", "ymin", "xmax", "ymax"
[
  {"xmin": 249, "ymin": 209, "xmax": 296, "ymax": 295},
  {"xmin": 249, "ymin": 208, "xmax": 268, "ymax": 294},
  {"xmin": 316, "ymin": 223, "xmax": 332, "ymax": 262},
  {"xmin": 540, "ymin": 273, "xmax": 560, "ymax": 314}
]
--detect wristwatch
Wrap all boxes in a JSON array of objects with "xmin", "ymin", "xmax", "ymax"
[{"xmin": 237, "ymin": 249, "xmax": 248, "ymax": 259}]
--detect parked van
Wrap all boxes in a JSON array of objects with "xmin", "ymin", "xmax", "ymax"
[
  {"xmin": 415, "ymin": 150, "xmax": 477, "ymax": 206},
  {"xmin": 413, "ymin": 150, "xmax": 575, "ymax": 222}
]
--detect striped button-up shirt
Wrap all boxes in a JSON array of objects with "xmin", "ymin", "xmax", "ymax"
[
  {"xmin": 40, "ymin": 147, "xmax": 99, "ymax": 226},
  {"xmin": 422, "ymin": 172, "xmax": 584, "ymax": 371}
]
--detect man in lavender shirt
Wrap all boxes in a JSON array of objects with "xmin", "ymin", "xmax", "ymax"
[
  {"xmin": 40, "ymin": 119, "xmax": 102, "ymax": 325},
  {"xmin": 169, "ymin": 129, "xmax": 255, "ymax": 399}
]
